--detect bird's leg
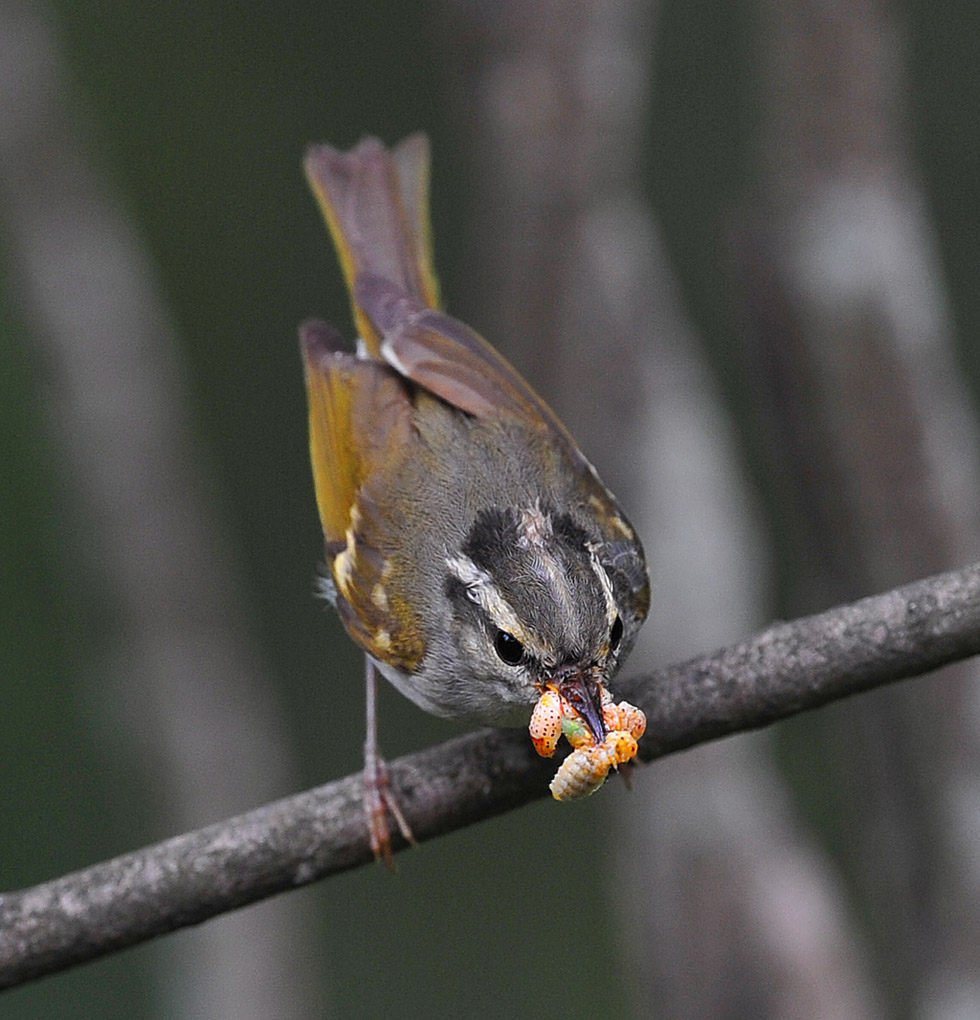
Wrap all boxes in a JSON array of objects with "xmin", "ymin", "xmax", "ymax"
[{"xmin": 363, "ymin": 655, "xmax": 415, "ymax": 867}]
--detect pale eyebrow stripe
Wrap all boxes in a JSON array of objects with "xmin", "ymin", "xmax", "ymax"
[
  {"xmin": 587, "ymin": 542, "xmax": 619, "ymax": 628},
  {"xmin": 445, "ymin": 552, "xmax": 551, "ymax": 661}
]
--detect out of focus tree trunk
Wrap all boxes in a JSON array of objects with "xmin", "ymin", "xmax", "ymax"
[
  {"xmin": 0, "ymin": 3, "xmax": 323, "ymax": 1017},
  {"xmin": 440, "ymin": 1, "xmax": 888, "ymax": 1017},
  {"xmin": 734, "ymin": 0, "xmax": 980, "ymax": 1016}
]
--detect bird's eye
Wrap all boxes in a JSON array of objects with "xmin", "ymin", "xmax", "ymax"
[
  {"xmin": 609, "ymin": 615, "xmax": 624, "ymax": 651},
  {"xmin": 493, "ymin": 630, "xmax": 525, "ymax": 666}
]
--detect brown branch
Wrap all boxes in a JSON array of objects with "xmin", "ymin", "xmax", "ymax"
[{"xmin": 2, "ymin": 562, "xmax": 979, "ymax": 990}]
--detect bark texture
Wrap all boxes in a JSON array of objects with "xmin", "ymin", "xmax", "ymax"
[{"xmin": 1, "ymin": 562, "xmax": 978, "ymax": 991}]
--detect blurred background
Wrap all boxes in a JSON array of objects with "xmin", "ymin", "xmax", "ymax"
[{"xmin": 2, "ymin": 0, "xmax": 979, "ymax": 1017}]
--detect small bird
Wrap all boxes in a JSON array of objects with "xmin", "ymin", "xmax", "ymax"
[{"xmin": 300, "ymin": 135, "xmax": 649, "ymax": 864}]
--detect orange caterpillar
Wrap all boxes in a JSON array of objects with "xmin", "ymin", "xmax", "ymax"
[{"xmin": 529, "ymin": 683, "xmax": 645, "ymax": 800}]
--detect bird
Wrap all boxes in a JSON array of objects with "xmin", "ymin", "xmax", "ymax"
[{"xmin": 299, "ymin": 134, "xmax": 649, "ymax": 864}]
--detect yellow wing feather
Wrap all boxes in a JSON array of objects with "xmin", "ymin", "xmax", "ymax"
[{"xmin": 300, "ymin": 321, "xmax": 425, "ymax": 670}]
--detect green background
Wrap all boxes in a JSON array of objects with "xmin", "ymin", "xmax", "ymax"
[{"xmin": 2, "ymin": 1, "xmax": 978, "ymax": 1017}]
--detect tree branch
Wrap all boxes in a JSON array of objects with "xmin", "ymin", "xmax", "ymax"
[{"xmin": 2, "ymin": 562, "xmax": 979, "ymax": 990}]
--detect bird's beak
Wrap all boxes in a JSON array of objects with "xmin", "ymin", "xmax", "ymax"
[{"xmin": 556, "ymin": 672, "xmax": 606, "ymax": 744}]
